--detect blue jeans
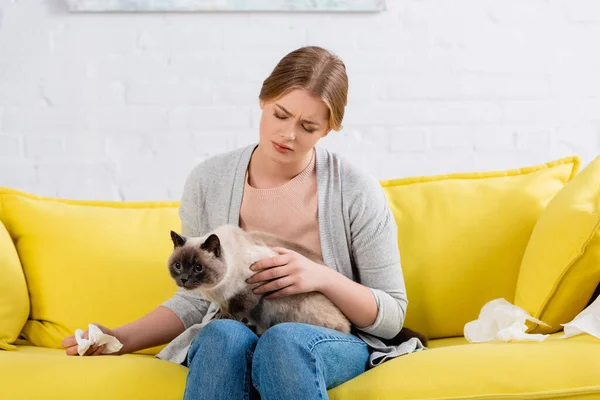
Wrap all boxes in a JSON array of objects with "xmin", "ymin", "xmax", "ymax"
[{"xmin": 183, "ymin": 319, "xmax": 370, "ymax": 400}]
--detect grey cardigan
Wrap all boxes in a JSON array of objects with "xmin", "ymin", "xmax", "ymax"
[{"xmin": 156, "ymin": 144, "xmax": 423, "ymax": 368}]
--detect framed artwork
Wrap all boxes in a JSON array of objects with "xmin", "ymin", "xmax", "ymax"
[{"xmin": 65, "ymin": 0, "xmax": 386, "ymax": 12}]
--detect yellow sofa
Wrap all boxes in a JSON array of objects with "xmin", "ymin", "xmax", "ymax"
[{"xmin": 2, "ymin": 155, "xmax": 600, "ymax": 400}]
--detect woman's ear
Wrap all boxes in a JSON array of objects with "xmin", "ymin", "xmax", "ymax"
[{"xmin": 259, "ymin": 100, "xmax": 265, "ymax": 110}]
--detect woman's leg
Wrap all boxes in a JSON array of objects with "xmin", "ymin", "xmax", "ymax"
[
  {"xmin": 251, "ymin": 322, "xmax": 370, "ymax": 399},
  {"xmin": 184, "ymin": 319, "xmax": 260, "ymax": 400}
]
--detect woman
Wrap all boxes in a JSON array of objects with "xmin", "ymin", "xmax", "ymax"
[{"xmin": 62, "ymin": 46, "xmax": 409, "ymax": 399}]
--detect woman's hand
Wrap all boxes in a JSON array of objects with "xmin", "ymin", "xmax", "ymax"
[
  {"xmin": 61, "ymin": 323, "xmax": 118, "ymax": 356},
  {"xmin": 245, "ymin": 247, "xmax": 333, "ymax": 299}
]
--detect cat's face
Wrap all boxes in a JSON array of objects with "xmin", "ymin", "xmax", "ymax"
[{"xmin": 167, "ymin": 231, "xmax": 227, "ymax": 290}]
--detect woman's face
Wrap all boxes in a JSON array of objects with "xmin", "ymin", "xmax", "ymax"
[{"xmin": 258, "ymin": 88, "xmax": 331, "ymax": 164}]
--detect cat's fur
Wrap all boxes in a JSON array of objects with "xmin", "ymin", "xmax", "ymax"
[{"xmin": 167, "ymin": 224, "xmax": 428, "ymax": 346}]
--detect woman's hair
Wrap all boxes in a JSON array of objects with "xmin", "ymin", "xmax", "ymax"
[{"xmin": 259, "ymin": 46, "xmax": 349, "ymax": 132}]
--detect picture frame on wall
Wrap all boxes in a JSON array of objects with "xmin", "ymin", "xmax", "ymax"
[{"xmin": 65, "ymin": 0, "xmax": 386, "ymax": 12}]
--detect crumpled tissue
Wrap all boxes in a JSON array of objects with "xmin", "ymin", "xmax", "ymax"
[
  {"xmin": 561, "ymin": 295, "xmax": 600, "ymax": 339},
  {"xmin": 464, "ymin": 298, "xmax": 550, "ymax": 343},
  {"xmin": 75, "ymin": 324, "xmax": 123, "ymax": 356}
]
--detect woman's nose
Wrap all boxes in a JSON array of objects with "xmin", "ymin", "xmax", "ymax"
[{"xmin": 280, "ymin": 129, "xmax": 296, "ymax": 141}]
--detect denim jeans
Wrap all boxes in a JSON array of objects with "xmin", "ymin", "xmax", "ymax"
[{"xmin": 183, "ymin": 319, "xmax": 370, "ymax": 400}]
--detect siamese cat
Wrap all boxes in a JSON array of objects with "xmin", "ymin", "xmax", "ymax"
[{"xmin": 167, "ymin": 224, "xmax": 427, "ymax": 346}]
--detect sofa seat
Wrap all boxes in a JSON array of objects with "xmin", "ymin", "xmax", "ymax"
[
  {"xmin": 329, "ymin": 333, "xmax": 600, "ymax": 400},
  {"xmin": 2, "ymin": 334, "xmax": 599, "ymax": 400},
  {"xmin": 0, "ymin": 343, "xmax": 187, "ymax": 400}
]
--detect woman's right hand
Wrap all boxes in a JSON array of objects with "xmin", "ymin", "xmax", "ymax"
[
  {"xmin": 61, "ymin": 306, "xmax": 186, "ymax": 357},
  {"xmin": 61, "ymin": 323, "xmax": 118, "ymax": 356}
]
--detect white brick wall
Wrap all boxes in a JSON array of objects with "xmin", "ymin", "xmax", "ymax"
[{"xmin": 1, "ymin": 0, "xmax": 600, "ymax": 200}]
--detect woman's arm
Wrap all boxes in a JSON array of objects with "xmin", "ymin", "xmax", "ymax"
[
  {"xmin": 340, "ymin": 165, "xmax": 408, "ymax": 340},
  {"xmin": 319, "ymin": 270, "xmax": 379, "ymax": 329},
  {"xmin": 113, "ymin": 306, "xmax": 185, "ymax": 354},
  {"xmin": 62, "ymin": 305, "xmax": 185, "ymax": 356},
  {"xmin": 159, "ymin": 162, "xmax": 212, "ymax": 331}
]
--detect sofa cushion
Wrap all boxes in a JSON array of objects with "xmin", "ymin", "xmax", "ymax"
[
  {"xmin": 4, "ymin": 334, "xmax": 598, "ymax": 400},
  {"xmin": 0, "ymin": 219, "xmax": 29, "ymax": 350},
  {"xmin": 0, "ymin": 345, "xmax": 186, "ymax": 400},
  {"xmin": 381, "ymin": 156, "xmax": 580, "ymax": 339},
  {"xmin": 515, "ymin": 156, "xmax": 600, "ymax": 333},
  {"xmin": 0, "ymin": 188, "xmax": 181, "ymax": 355},
  {"xmin": 329, "ymin": 333, "xmax": 600, "ymax": 400}
]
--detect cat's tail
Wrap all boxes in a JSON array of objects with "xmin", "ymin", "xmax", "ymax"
[{"xmin": 385, "ymin": 326, "xmax": 429, "ymax": 347}]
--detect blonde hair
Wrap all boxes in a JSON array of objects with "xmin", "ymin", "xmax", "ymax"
[{"xmin": 259, "ymin": 46, "xmax": 349, "ymax": 132}]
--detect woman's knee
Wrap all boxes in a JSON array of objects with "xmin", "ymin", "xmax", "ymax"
[
  {"xmin": 255, "ymin": 322, "xmax": 307, "ymax": 351},
  {"xmin": 188, "ymin": 319, "xmax": 258, "ymax": 363},
  {"xmin": 252, "ymin": 323, "xmax": 311, "ymax": 371},
  {"xmin": 251, "ymin": 323, "xmax": 318, "ymax": 393}
]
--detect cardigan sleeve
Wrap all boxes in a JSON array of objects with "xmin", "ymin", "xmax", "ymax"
[
  {"xmin": 344, "ymin": 165, "xmax": 408, "ymax": 340},
  {"xmin": 160, "ymin": 164, "xmax": 211, "ymax": 330}
]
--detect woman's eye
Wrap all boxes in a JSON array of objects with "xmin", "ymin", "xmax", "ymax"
[
  {"xmin": 303, "ymin": 126, "xmax": 315, "ymax": 134},
  {"xmin": 194, "ymin": 264, "xmax": 203, "ymax": 273},
  {"xmin": 274, "ymin": 113, "xmax": 287, "ymax": 120},
  {"xmin": 174, "ymin": 262, "xmax": 181, "ymax": 270}
]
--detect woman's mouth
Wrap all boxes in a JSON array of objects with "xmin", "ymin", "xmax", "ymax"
[{"xmin": 272, "ymin": 141, "xmax": 293, "ymax": 154}]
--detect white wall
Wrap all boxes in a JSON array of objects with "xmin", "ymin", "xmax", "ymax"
[{"xmin": 1, "ymin": 0, "xmax": 599, "ymax": 200}]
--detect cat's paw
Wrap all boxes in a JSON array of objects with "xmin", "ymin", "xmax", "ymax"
[
  {"xmin": 239, "ymin": 317, "xmax": 259, "ymax": 335},
  {"xmin": 215, "ymin": 312, "xmax": 236, "ymax": 320}
]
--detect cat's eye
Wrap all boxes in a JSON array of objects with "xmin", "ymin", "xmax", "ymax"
[
  {"xmin": 193, "ymin": 264, "xmax": 203, "ymax": 273},
  {"xmin": 174, "ymin": 262, "xmax": 181, "ymax": 271}
]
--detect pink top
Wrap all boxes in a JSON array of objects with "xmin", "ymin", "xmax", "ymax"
[{"xmin": 239, "ymin": 151, "xmax": 322, "ymax": 259}]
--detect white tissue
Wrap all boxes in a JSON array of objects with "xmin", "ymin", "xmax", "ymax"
[
  {"xmin": 464, "ymin": 298, "xmax": 550, "ymax": 343},
  {"xmin": 561, "ymin": 295, "xmax": 600, "ymax": 339},
  {"xmin": 75, "ymin": 324, "xmax": 123, "ymax": 356}
]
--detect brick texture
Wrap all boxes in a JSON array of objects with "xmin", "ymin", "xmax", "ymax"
[{"xmin": 1, "ymin": 0, "xmax": 599, "ymax": 200}]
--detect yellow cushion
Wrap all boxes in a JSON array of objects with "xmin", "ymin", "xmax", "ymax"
[
  {"xmin": 0, "ymin": 345, "xmax": 186, "ymax": 400},
  {"xmin": 381, "ymin": 157, "xmax": 580, "ymax": 339},
  {"xmin": 0, "ymin": 219, "xmax": 29, "ymax": 351},
  {"xmin": 330, "ymin": 333, "xmax": 600, "ymax": 400},
  {"xmin": 515, "ymin": 156, "xmax": 600, "ymax": 333},
  {"xmin": 5, "ymin": 335, "xmax": 598, "ymax": 400},
  {"xmin": 0, "ymin": 188, "xmax": 181, "ymax": 355}
]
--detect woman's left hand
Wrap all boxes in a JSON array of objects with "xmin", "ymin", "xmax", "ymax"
[{"xmin": 245, "ymin": 247, "xmax": 332, "ymax": 299}]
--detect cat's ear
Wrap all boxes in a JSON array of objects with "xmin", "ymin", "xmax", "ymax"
[
  {"xmin": 201, "ymin": 234, "xmax": 221, "ymax": 258},
  {"xmin": 170, "ymin": 231, "xmax": 187, "ymax": 248}
]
